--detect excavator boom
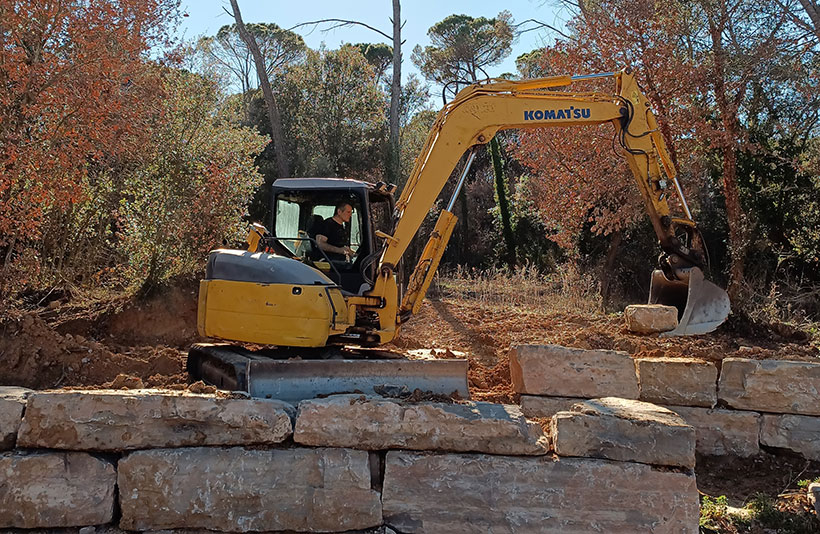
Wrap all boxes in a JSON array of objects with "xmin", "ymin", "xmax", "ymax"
[{"xmin": 365, "ymin": 68, "xmax": 729, "ymax": 339}]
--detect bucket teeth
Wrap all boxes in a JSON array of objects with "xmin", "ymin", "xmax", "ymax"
[{"xmin": 649, "ymin": 267, "xmax": 730, "ymax": 337}]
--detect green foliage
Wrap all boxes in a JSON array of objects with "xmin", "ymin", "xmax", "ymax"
[
  {"xmin": 197, "ymin": 23, "xmax": 306, "ymax": 94},
  {"xmin": 412, "ymin": 11, "xmax": 513, "ymax": 96},
  {"xmin": 746, "ymin": 493, "xmax": 819, "ymax": 534},
  {"xmin": 699, "ymin": 494, "xmax": 730, "ymax": 530},
  {"xmin": 411, "ymin": 11, "xmax": 517, "ymax": 272},
  {"xmin": 797, "ymin": 477, "xmax": 820, "ymax": 489},
  {"xmin": 507, "ymin": 175, "xmax": 563, "ymax": 271},
  {"xmin": 515, "ymin": 50, "xmax": 550, "ymax": 78},
  {"xmin": 285, "ymin": 46, "xmax": 387, "ymax": 177},
  {"xmin": 399, "ymin": 109, "xmax": 437, "ymax": 189},
  {"xmin": 245, "ymin": 45, "xmax": 389, "ymax": 224},
  {"xmin": 121, "ymin": 69, "xmax": 267, "ymax": 291},
  {"xmin": 353, "ymin": 42, "xmax": 393, "ymax": 83}
]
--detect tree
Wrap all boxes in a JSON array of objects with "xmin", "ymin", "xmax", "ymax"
[
  {"xmin": 520, "ymin": 0, "xmax": 817, "ymax": 307},
  {"xmin": 412, "ymin": 12, "xmax": 513, "ymax": 100},
  {"xmin": 687, "ymin": 0, "xmax": 811, "ymax": 299},
  {"xmin": 0, "ymin": 0, "xmax": 179, "ymax": 294},
  {"xmin": 197, "ymin": 22, "xmax": 306, "ymax": 95},
  {"xmin": 292, "ymin": 1, "xmax": 404, "ymax": 185},
  {"xmin": 286, "ymin": 46, "xmax": 386, "ymax": 177},
  {"xmin": 512, "ymin": 0, "xmax": 696, "ymax": 251},
  {"xmin": 354, "ymin": 43, "xmax": 393, "ymax": 86},
  {"xmin": 515, "ymin": 49, "xmax": 550, "ymax": 78},
  {"xmin": 121, "ymin": 69, "xmax": 267, "ymax": 290},
  {"xmin": 795, "ymin": 0, "xmax": 820, "ymax": 40},
  {"xmin": 228, "ymin": 0, "xmax": 290, "ymax": 179},
  {"xmin": 412, "ymin": 12, "xmax": 517, "ymax": 267}
]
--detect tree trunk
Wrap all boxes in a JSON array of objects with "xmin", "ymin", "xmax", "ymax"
[
  {"xmin": 798, "ymin": 0, "xmax": 820, "ymax": 40},
  {"xmin": 489, "ymin": 136, "xmax": 516, "ymax": 268},
  {"xmin": 388, "ymin": 0, "xmax": 401, "ymax": 184},
  {"xmin": 708, "ymin": 3, "xmax": 746, "ymax": 301},
  {"xmin": 229, "ymin": 0, "xmax": 290, "ymax": 178},
  {"xmin": 600, "ymin": 230, "xmax": 623, "ymax": 306}
]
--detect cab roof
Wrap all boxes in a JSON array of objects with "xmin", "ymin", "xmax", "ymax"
[{"xmin": 273, "ymin": 177, "xmax": 374, "ymax": 191}]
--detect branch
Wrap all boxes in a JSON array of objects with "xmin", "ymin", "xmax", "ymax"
[
  {"xmin": 514, "ymin": 18, "xmax": 572, "ymax": 40},
  {"xmin": 288, "ymin": 18, "xmax": 392, "ymax": 42}
]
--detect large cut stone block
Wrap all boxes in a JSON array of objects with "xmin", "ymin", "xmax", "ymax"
[
  {"xmin": 552, "ymin": 397, "xmax": 695, "ymax": 468},
  {"xmin": 294, "ymin": 395, "xmax": 548, "ymax": 455},
  {"xmin": 665, "ymin": 405, "xmax": 760, "ymax": 457},
  {"xmin": 118, "ymin": 446, "xmax": 382, "ymax": 532},
  {"xmin": 383, "ymin": 451, "xmax": 699, "ymax": 534},
  {"xmin": 0, "ymin": 451, "xmax": 115, "ymax": 528},
  {"xmin": 809, "ymin": 483, "xmax": 820, "ymax": 515},
  {"xmin": 637, "ymin": 357, "xmax": 717, "ymax": 407},
  {"xmin": 17, "ymin": 389, "xmax": 293, "ymax": 451},
  {"xmin": 510, "ymin": 345, "xmax": 639, "ymax": 398},
  {"xmin": 0, "ymin": 386, "xmax": 31, "ymax": 449},
  {"xmin": 519, "ymin": 395, "xmax": 586, "ymax": 419},
  {"xmin": 625, "ymin": 304, "xmax": 678, "ymax": 334},
  {"xmin": 760, "ymin": 414, "xmax": 820, "ymax": 460},
  {"xmin": 719, "ymin": 358, "xmax": 820, "ymax": 415}
]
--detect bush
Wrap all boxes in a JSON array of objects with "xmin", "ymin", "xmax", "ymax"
[{"xmin": 120, "ymin": 69, "xmax": 267, "ymax": 291}]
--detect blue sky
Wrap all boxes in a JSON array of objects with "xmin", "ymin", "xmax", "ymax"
[{"xmin": 177, "ymin": 0, "xmax": 567, "ymax": 88}]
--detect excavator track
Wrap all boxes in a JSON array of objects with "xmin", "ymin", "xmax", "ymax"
[{"xmin": 187, "ymin": 343, "xmax": 470, "ymax": 402}]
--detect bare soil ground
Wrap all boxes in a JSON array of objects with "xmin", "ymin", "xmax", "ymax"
[
  {"xmin": 1, "ymin": 283, "xmax": 819, "ymax": 530},
  {"xmin": 2, "ymin": 283, "xmax": 817, "ymax": 398}
]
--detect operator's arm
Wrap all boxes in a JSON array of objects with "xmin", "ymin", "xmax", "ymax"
[{"xmin": 316, "ymin": 234, "xmax": 353, "ymax": 257}]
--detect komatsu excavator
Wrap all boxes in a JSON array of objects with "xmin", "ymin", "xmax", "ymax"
[{"xmin": 188, "ymin": 68, "xmax": 730, "ymax": 401}]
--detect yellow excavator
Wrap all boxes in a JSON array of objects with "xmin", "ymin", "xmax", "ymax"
[{"xmin": 188, "ymin": 68, "xmax": 730, "ymax": 400}]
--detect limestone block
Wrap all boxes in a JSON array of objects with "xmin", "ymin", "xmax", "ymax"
[
  {"xmin": 294, "ymin": 395, "xmax": 548, "ymax": 455},
  {"xmin": 664, "ymin": 405, "xmax": 760, "ymax": 457},
  {"xmin": 510, "ymin": 344, "xmax": 639, "ymax": 398},
  {"xmin": 808, "ymin": 483, "xmax": 820, "ymax": 515},
  {"xmin": 118, "ymin": 446, "xmax": 382, "ymax": 532},
  {"xmin": 760, "ymin": 414, "xmax": 820, "ymax": 460},
  {"xmin": 383, "ymin": 451, "xmax": 699, "ymax": 534},
  {"xmin": 552, "ymin": 397, "xmax": 695, "ymax": 468},
  {"xmin": 0, "ymin": 451, "xmax": 116, "ymax": 528},
  {"xmin": 0, "ymin": 386, "xmax": 31, "ymax": 449},
  {"xmin": 625, "ymin": 304, "xmax": 678, "ymax": 334},
  {"xmin": 17, "ymin": 389, "xmax": 293, "ymax": 451},
  {"xmin": 637, "ymin": 357, "xmax": 717, "ymax": 407},
  {"xmin": 519, "ymin": 395, "xmax": 586, "ymax": 419},
  {"xmin": 719, "ymin": 358, "xmax": 820, "ymax": 415}
]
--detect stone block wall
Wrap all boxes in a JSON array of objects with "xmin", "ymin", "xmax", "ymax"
[
  {"xmin": 515, "ymin": 345, "xmax": 820, "ymax": 460},
  {"xmin": 0, "ymin": 387, "xmax": 699, "ymax": 533}
]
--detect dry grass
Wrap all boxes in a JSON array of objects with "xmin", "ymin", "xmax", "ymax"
[{"xmin": 430, "ymin": 263, "xmax": 604, "ymax": 315}]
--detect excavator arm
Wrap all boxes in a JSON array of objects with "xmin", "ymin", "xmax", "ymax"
[{"xmin": 363, "ymin": 68, "xmax": 729, "ymax": 340}]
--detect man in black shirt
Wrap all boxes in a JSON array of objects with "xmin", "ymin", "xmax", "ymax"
[{"xmin": 316, "ymin": 201, "xmax": 354, "ymax": 261}]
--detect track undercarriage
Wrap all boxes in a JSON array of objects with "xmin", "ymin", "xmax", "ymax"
[{"xmin": 187, "ymin": 343, "xmax": 470, "ymax": 402}]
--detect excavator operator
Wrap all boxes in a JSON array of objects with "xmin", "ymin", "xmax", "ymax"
[{"xmin": 316, "ymin": 201, "xmax": 354, "ymax": 262}]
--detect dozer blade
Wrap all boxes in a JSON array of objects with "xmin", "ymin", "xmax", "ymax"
[
  {"xmin": 247, "ymin": 359, "xmax": 469, "ymax": 402},
  {"xmin": 649, "ymin": 267, "xmax": 730, "ymax": 336},
  {"xmin": 187, "ymin": 343, "xmax": 470, "ymax": 402}
]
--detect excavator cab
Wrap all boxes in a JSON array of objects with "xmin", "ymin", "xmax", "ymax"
[{"xmin": 268, "ymin": 178, "xmax": 395, "ymax": 295}]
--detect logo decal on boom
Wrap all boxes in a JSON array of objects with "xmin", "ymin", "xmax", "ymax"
[{"xmin": 524, "ymin": 107, "xmax": 591, "ymax": 121}]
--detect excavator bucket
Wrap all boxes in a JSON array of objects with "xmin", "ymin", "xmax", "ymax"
[{"xmin": 648, "ymin": 267, "xmax": 730, "ymax": 336}]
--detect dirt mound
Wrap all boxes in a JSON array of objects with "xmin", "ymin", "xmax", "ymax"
[
  {"xmin": 49, "ymin": 284, "xmax": 198, "ymax": 347},
  {"xmin": 0, "ymin": 285, "xmax": 195, "ymax": 390}
]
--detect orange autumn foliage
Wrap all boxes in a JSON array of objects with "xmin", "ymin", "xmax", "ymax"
[
  {"xmin": 0, "ymin": 0, "xmax": 179, "ymax": 246},
  {"xmin": 511, "ymin": 0, "xmax": 699, "ymax": 250}
]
